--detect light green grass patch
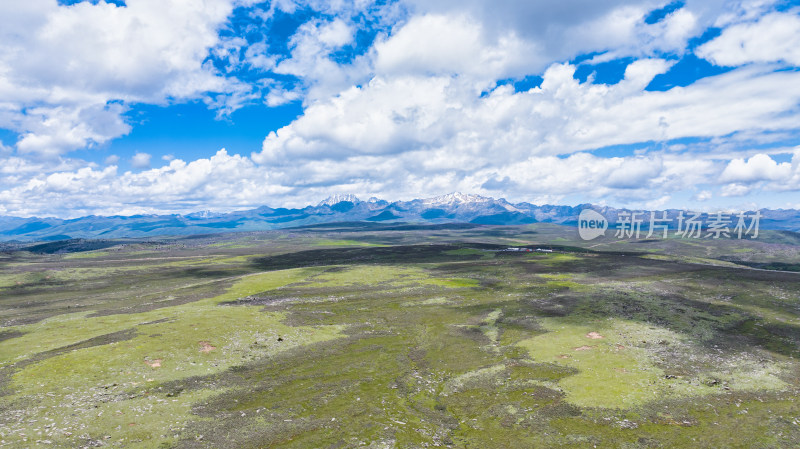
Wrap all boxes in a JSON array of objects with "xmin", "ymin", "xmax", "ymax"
[
  {"xmin": 401, "ymin": 296, "xmax": 454, "ymax": 307},
  {"xmin": 0, "ymin": 268, "xmax": 131, "ymax": 289},
  {"xmin": 215, "ymin": 267, "xmax": 325, "ymax": 302},
  {"xmin": 11, "ymin": 307, "xmax": 343, "ymax": 395},
  {"xmin": 1, "ymin": 268, "xmax": 324, "ymax": 365},
  {"xmin": 4, "ymin": 386, "xmax": 222, "ymax": 448},
  {"xmin": 204, "ymin": 254, "xmax": 259, "ymax": 265},
  {"xmin": 0, "ymin": 268, "xmax": 345, "ymax": 447},
  {"xmin": 480, "ymin": 309, "xmax": 503, "ymax": 344},
  {"xmin": 0, "ymin": 272, "xmax": 40, "ymax": 289},
  {"xmin": 306, "ymin": 265, "xmax": 479, "ymax": 289},
  {"xmin": 425, "ymin": 277, "xmax": 480, "ymax": 288},
  {"xmin": 519, "ymin": 318, "xmax": 664, "ymax": 408},
  {"xmin": 517, "ymin": 318, "xmax": 788, "ymax": 409},
  {"xmin": 313, "ymin": 239, "xmax": 387, "ymax": 247},
  {"xmin": 640, "ymin": 253, "xmax": 746, "ymax": 268},
  {"xmin": 63, "ymin": 250, "xmax": 112, "ymax": 259},
  {"xmin": 530, "ymin": 253, "xmax": 581, "ymax": 265},
  {"xmin": 537, "ymin": 273, "xmax": 573, "ymax": 280}
]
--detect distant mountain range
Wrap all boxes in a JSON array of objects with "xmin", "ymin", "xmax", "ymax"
[{"xmin": 1, "ymin": 193, "xmax": 799, "ymax": 242}]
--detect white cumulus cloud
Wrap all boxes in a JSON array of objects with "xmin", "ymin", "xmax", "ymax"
[
  {"xmin": 131, "ymin": 152, "xmax": 152, "ymax": 169},
  {"xmin": 719, "ymin": 153, "xmax": 792, "ymax": 183},
  {"xmin": 697, "ymin": 11, "xmax": 800, "ymax": 66},
  {"xmin": 0, "ymin": 0, "xmax": 257, "ymax": 157},
  {"xmin": 254, "ymin": 58, "xmax": 800, "ymax": 181}
]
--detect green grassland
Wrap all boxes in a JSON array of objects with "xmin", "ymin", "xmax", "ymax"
[{"xmin": 1, "ymin": 224, "xmax": 799, "ymax": 448}]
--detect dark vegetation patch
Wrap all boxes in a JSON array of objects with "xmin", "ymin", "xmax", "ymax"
[
  {"xmin": 771, "ymin": 230, "xmax": 800, "ymax": 245},
  {"xmin": 23, "ymin": 239, "xmax": 123, "ymax": 254},
  {"xmin": 177, "ymin": 233, "xmax": 225, "ymax": 241},
  {"xmin": 0, "ymin": 329, "xmax": 24, "ymax": 343},
  {"xmin": 508, "ymin": 360, "xmax": 579, "ymax": 382},
  {"xmin": 1, "ymin": 264, "xmax": 240, "ymax": 325},
  {"xmin": 732, "ymin": 261, "xmax": 800, "ymax": 272},
  {"xmin": 250, "ymin": 243, "xmax": 609, "ymax": 273},
  {"xmin": 34, "ymin": 328, "xmax": 137, "ymax": 360},
  {"xmin": 250, "ymin": 244, "xmax": 490, "ymax": 270}
]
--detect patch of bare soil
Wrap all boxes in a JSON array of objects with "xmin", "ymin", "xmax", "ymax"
[
  {"xmin": 144, "ymin": 358, "xmax": 162, "ymax": 368},
  {"xmin": 199, "ymin": 341, "xmax": 216, "ymax": 353},
  {"xmin": 586, "ymin": 332, "xmax": 604, "ymax": 339}
]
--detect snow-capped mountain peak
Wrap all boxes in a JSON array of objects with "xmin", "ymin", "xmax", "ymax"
[
  {"xmin": 185, "ymin": 209, "xmax": 218, "ymax": 219},
  {"xmin": 317, "ymin": 194, "xmax": 361, "ymax": 207},
  {"xmin": 422, "ymin": 192, "xmax": 492, "ymax": 206}
]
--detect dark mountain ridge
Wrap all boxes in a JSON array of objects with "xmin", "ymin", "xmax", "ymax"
[{"xmin": 1, "ymin": 193, "xmax": 797, "ymax": 241}]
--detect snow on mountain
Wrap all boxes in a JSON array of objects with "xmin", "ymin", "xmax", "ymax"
[
  {"xmin": 416, "ymin": 193, "xmax": 521, "ymax": 214},
  {"xmin": 421, "ymin": 192, "xmax": 492, "ymax": 206},
  {"xmin": 317, "ymin": 194, "xmax": 361, "ymax": 207}
]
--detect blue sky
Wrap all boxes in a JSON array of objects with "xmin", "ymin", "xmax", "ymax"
[{"xmin": 1, "ymin": 0, "xmax": 799, "ymax": 217}]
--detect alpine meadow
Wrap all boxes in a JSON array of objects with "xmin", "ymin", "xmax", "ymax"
[{"xmin": 2, "ymin": 1, "xmax": 800, "ymax": 448}]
